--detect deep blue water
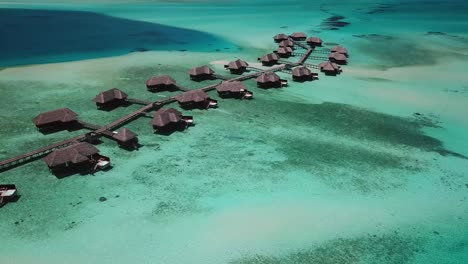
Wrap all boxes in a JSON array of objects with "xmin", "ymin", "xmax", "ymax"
[{"xmin": 0, "ymin": 8, "xmax": 236, "ymax": 66}]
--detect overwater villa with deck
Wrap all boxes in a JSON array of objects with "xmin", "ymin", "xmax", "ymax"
[
  {"xmin": 330, "ymin": 45, "xmax": 348, "ymax": 56},
  {"xmin": 258, "ymin": 53, "xmax": 279, "ymax": 66},
  {"xmin": 112, "ymin": 128, "xmax": 139, "ymax": 150},
  {"xmin": 319, "ymin": 61, "xmax": 342, "ymax": 75},
  {"xmin": 0, "ymin": 31, "xmax": 350, "ymax": 182},
  {"xmin": 328, "ymin": 52, "xmax": 348, "ymax": 65},
  {"xmin": 188, "ymin": 65, "xmax": 215, "ymax": 81},
  {"xmin": 307, "ymin": 37, "xmax": 323, "ymax": 47},
  {"xmin": 256, "ymin": 72, "xmax": 287, "ymax": 88},
  {"xmin": 32, "ymin": 108, "xmax": 79, "ymax": 133},
  {"xmin": 146, "ymin": 75, "xmax": 177, "ymax": 92},
  {"xmin": 279, "ymin": 39, "xmax": 295, "ymax": 48},
  {"xmin": 43, "ymin": 142, "xmax": 110, "ymax": 176},
  {"xmin": 224, "ymin": 59, "xmax": 249, "ymax": 74},
  {"xmin": 276, "ymin": 47, "xmax": 293, "ymax": 58},
  {"xmin": 216, "ymin": 81, "xmax": 253, "ymax": 99},
  {"xmin": 149, "ymin": 108, "xmax": 193, "ymax": 133},
  {"xmin": 175, "ymin": 90, "xmax": 218, "ymax": 109},
  {"xmin": 92, "ymin": 88, "xmax": 128, "ymax": 109},
  {"xmin": 289, "ymin": 32, "xmax": 307, "ymax": 41},
  {"xmin": 273, "ymin": 33, "xmax": 289, "ymax": 43},
  {"xmin": 291, "ymin": 66, "xmax": 317, "ymax": 82}
]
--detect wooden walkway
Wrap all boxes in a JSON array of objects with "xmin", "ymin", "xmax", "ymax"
[
  {"xmin": 302, "ymin": 63, "xmax": 321, "ymax": 70},
  {"xmin": 289, "ymin": 39, "xmax": 310, "ymax": 50},
  {"xmin": 311, "ymin": 49, "xmax": 330, "ymax": 54},
  {"xmin": 297, "ymin": 48, "xmax": 314, "ymax": 64},
  {"xmin": 0, "ymin": 64, "xmax": 289, "ymax": 172},
  {"xmin": 78, "ymin": 121, "xmax": 102, "ymax": 130},
  {"xmin": 0, "ymin": 136, "xmax": 85, "ymax": 171},
  {"xmin": 212, "ymin": 74, "xmax": 230, "ymax": 81},
  {"xmin": 175, "ymin": 85, "xmax": 190, "ymax": 92},
  {"xmin": 126, "ymin": 98, "xmax": 153, "ymax": 105}
]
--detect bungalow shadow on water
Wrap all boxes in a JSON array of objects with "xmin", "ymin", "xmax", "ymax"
[{"xmin": 0, "ymin": 8, "xmax": 235, "ymax": 66}]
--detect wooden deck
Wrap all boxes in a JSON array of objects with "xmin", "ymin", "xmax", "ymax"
[{"xmin": 297, "ymin": 48, "xmax": 314, "ymax": 64}]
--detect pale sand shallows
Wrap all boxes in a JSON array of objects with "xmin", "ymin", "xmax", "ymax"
[{"xmin": 1, "ymin": 1, "xmax": 468, "ymax": 263}]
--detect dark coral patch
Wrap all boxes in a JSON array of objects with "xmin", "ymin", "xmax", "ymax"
[
  {"xmin": 320, "ymin": 15, "xmax": 350, "ymax": 30},
  {"xmin": 230, "ymin": 233, "xmax": 422, "ymax": 264}
]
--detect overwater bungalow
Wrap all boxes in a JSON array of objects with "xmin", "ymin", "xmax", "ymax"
[
  {"xmin": 279, "ymin": 40, "xmax": 294, "ymax": 48},
  {"xmin": 291, "ymin": 66, "xmax": 316, "ymax": 82},
  {"xmin": 256, "ymin": 72, "xmax": 287, "ymax": 88},
  {"xmin": 32, "ymin": 108, "xmax": 79, "ymax": 133},
  {"xmin": 273, "ymin": 33, "xmax": 289, "ymax": 43},
  {"xmin": 175, "ymin": 90, "xmax": 218, "ymax": 109},
  {"xmin": 188, "ymin": 65, "xmax": 215, "ymax": 81},
  {"xmin": 289, "ymin": 32, "xmax": 307, "ymax": 41},
  {"xmin": 276, "ymin": 47, "xmax": 293, "ymax": 58},
  {"xmin": 328, "ymin": 52, "xmax": 348, "ymax": 65},
  {"xmin": 330, "ymin": 45, "xmax": 348, "ymax": 56},
  {"xmin": 149, "ymin": 108, "xmax": 193, "ymax": 133},
  {"xmin": 112, "ymin": 128, "xmax": 139, "ymax": 150},
  {"xmin": 92, "ymin": 88, "xmax": 128, "ymax": 109},
  {"xmin": 216, "ymin": 81, "xmax": 253, "ymax": 99},
  {"xmin": 319, "ymin": 61, "xmax": 341, "ymax": 75},
  {"xmin": 258, "ymin": 53, "xmax": 279, "ymax": 66},
  {"xmin": 146, "ymin": 75, "xmax": 177, "ymax": 92},
  {"xmin": 306, "ymin": 37, "xmax": 323, "ymax": 47},
  {"xmin": 0, "ymin": 184, "xmax": 17, "ymax": 208},
  {"xmin": 224, "ymin": 59, "xmax": 249, "ymax": 74},
  {"xmin": 43, "ymin": 142, "xmax": 110, "ymax": 175}
]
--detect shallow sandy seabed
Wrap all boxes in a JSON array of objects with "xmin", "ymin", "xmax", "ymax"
[{"xmin": 1, "ymin": 1, "xmax": 468, "ymax": 263}]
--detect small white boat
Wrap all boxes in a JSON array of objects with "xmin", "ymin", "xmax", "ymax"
[
  {"xmin": 243, "ymin": 92, "xmax": 253, "ymax": 99},
  {"xmin": 208, "ymin": 100, "xmax": 218, "ymax": 108},
  {"xmin": 96, "ymin": 158, "xmax": 110, "ymax": 170},
  {"xmin": 0, "ymin": 184, "xmax": 17, "ymax": 207}
]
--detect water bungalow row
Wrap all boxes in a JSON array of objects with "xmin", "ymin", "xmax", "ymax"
[{"xmin": 0, "ymin": 32, "xmax": 350, "ymax": 206}]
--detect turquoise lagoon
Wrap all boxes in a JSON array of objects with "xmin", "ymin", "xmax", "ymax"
[{"xmin": 0, "ymin": 0, "xmax": 467, "ymax": 263}]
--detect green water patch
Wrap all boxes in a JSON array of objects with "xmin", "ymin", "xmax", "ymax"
[
  {"xmin": 243, "ymin": 98, "xmax": 465, "ymax": 191},
  {"xmin": 251, "ymin": 100, "xmax": 460, "ymax": 158},
  {"xmin": 230, "ymin": 233, "xmax": 422, "ymax": 264}
]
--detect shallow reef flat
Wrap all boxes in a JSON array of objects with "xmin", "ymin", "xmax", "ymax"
[{"xmin": 0, "ymin": 0, "xmax": 468, "ymax": 263}]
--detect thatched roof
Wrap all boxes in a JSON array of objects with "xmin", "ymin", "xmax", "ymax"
[
  {"xmin": 226, "ymin": 59, "xmax": 249, "ymax": 70},
  {"xmin": 319, "ymin": 61, "xmax": 340, "ymax": 72},
  {"xmin": 328, "ymin": 52, "xmax": 347, "ymax": 61},
  {"xmin": 279, "ymin": 40, "xmax": 294, "ymax": 47},
  {"xmin": 112, "ymin": 128, "xmax": 137, "ymax": 143},
  {"xmin": 175, "ymin": 90, "xmax": 209, "ymax": 103},
  {"xmin": 32, "ymin": 108, "xmax": 78, "ymax": 126},
  {"xmin": 259, "ymin": 53, "xmax": 279, "ymax": 63},
  {"xmin": 146, "ymin": 75, "xmax": 176, "ymax": 87},
  {"xmin": 277, "ymin": 47, "xmax": 293, "ymax": 55},
  {"xmin": 330, "ymin": 46, "xmax": 348, "ymax": 55},
  {"xmin": 92, "ymin": 88, "xmax": 128, "ymax": 104},
  {"xmin": 43, "ymin": 142, "xmax": 99, "ymax": 167},
  {"xmin": 149, "ymin": 108, "xmax": 182, "ymax": 127},
  {"xmin": 216, "ymin": 81, "xmax": 247, "ymax": 93},
  {"xmin": 290, "ymin": 32, "xmax": 307, "ymax": 39},
  {"xmin": 306, "ymin": 37, "xmax": 323, "ymax": 45},
  {"xmin": 292, "ymin": 66, "xmax": 312, "ymax": 77},
  {"xmin": 273, "ymin": 33, "xmax": 289, "ymax": 41},
  {"xmin": 188, "ymin": 65, "xmax": 215, "ymax": 76},
  {"xmin": 256, "ymin": 72, "xmax": 280, "ymax": 83}
]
